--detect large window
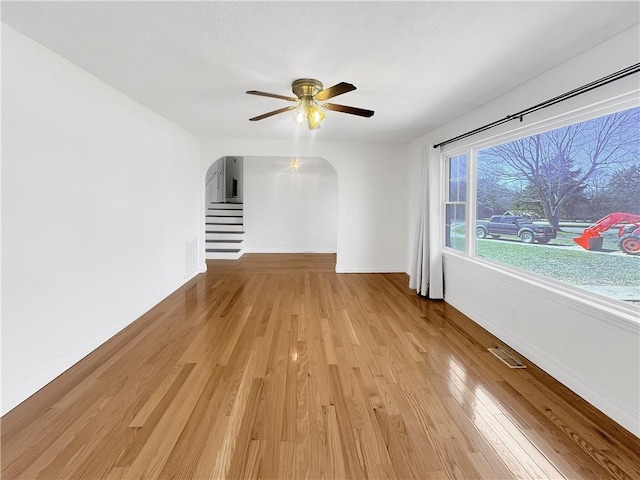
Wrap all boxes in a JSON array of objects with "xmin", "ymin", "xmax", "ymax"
[{"xmin": 444, "ymin": 105, "xmax": 640, "ymax": 305}]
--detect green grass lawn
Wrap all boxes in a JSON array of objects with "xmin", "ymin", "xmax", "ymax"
[{"xmin": 476, "ymin": 235, "xmax": 639, "ymax": 287}]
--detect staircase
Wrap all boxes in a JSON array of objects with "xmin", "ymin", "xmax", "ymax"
[{"xmin": 205, "ymin": 203, "xmax": 244, "ymax": 260}]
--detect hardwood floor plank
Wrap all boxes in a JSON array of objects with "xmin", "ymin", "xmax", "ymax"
[
  {"xmin": 467, "ymin": 451, "xmax": 503, "ymax": 480},
  {"xmin": 210, "ymin": 338, "xmax": 262, "ymax": 480},
  {"xmin": 277, "ymin": 440, "xmax": 295, "ymax": 480},
  {"xmin": 321, "ymin": 318, "xmax": 338, "ymax": 365},
  {"xmin": 218, "ymin": 306, "xmax": 253, "ymax": 365},
  {"xmin": 156, "ymin": 365, "xmax": 227, "ymax": 479},
  {"xmin": 494, "ymin": 413, "xmax": 566, "ymax": 479},
  {"xmin": 190, "ymin": 400, "xmax": 231, "ymax": 479},
  {"xmin": 2, "ymin": 254, "xmax": 639, "ymax": 480},
  {"xmin": 325, "ymin": 404, "xmax": 348, "ymax": 479},
  {"xmin": 328, "ymin": 365, "xmax": 368, "ymax": 479},
  {"xmin": 343, "ymin": 368, "xmax": 397, "ymax": 480},
  {"xmin": 124, "ymin": 357, "xmax": 214, "ymax": 479},
  {"xmin": 128, "ymin": 364, "xmax": 187, "ymax": 428},
  {"xmin": 115, "ymin": 363, "xmax": 196, "ymax": 468},
  {"xmin": 280, "ymin": 315, "xmax": 300, "ymax": 442},
  {"xmin": 226, "ymin": 378, "xmax": 264, "ymax": 479}
]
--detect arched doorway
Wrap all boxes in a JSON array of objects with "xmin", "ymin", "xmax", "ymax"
[{"xmin": 204, "ymin": 156, "xmax": 338, "ymax": 259}]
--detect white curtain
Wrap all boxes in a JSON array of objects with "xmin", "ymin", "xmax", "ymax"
[{"xmin": 410, "ymin": 145, "xmax": 444, "ymax": 299}]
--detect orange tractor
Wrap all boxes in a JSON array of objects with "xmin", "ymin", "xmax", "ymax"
[{"xmin": 573, "ymin": 212, "xmax": 640, "ymax": 255}]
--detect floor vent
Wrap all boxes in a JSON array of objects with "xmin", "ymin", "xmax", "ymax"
[
  {"xmin": 488, "ymin": 347, "xmax": 526, "ymax": 368},
  {"xmin": 185, "ymin": 238, "xmax": 198, "ymax": 276}
]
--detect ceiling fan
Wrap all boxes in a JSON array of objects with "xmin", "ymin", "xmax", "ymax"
[{"xmin": 246, "ymin": 78, "xmax": 374, "ymax": 130}]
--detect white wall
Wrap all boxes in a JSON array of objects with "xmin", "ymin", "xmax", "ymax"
[
  {"xmin": 243, "ymin": 156, "xmax": 337, "ymax": 253},
  {"xmin": 1, "ymin": 26, "xmax": 202, "ymax": 414},
  {"xmin": 408, "ymin": 26, "xmax": 640, "ymax": 436},
  {"xmin": 201, "ymin": 139, "xmax": 408, "ymax": 272}
]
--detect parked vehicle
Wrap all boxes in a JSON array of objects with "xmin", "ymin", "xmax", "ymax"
[
  {"xmin": 476, "ymin": 215, "xmax": 556, "ymax": 244},
  {"xmin": 573, "ymin": 212, "xmax": 640, "ymax": 255}
]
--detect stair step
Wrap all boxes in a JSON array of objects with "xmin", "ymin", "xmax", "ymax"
[
  {"xmin": 207, "ymin": 232, "xmax": 244, "ymax": 242},
  {"xmin": 205, "ymin": 224, "xmax": 243, "ymax": 232},
  {"xmin": 207, "ymin": 210, "xmax": 243, "ymax": 216},
  {"xmin": 206, "ymin": 240, "xmax": 243, "ymax": 250},
  {"xmin": 205, "ymin": 216, "xmax": 243, "ymax": 224},
  {"xmin": 210, "ymin": 203, "xmax": 243, "ymax": 210},
  {"xmin": 205, "ymin": 203, "xmax": 243, "ymax": 260},
  {"xmin": 206, "ymin": 250, "xmax": 243, "ymax": 260}
]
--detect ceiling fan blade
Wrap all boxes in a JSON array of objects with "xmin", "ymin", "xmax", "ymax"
[
  {"xmin": 314, "ymin": 82, "xmax": 356, "ymax": 101},
  {"xmin": 249, "ymin": 105, "xmax": 297, "ymax": 121},
  {"xmin": 323, "ymin": 103, "xmax": 374, "ymax": 118},
  {"xmin": 246, "ymin": 90, "xmax": 297, "ymax": 102}
]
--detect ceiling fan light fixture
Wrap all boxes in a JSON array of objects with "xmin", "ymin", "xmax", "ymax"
[
  {"xmin": 307, "ymin": 103, "xmax": 326, "ymax": 130},
  {"xmin": 294, "ymin": 96, "xmax": 326, "ymax": 130},
  {"xmin": 294, "ymin": 98, "xmax": 308, "ymax": 124},
  {"xmin": 247, "ymin": 78, "xmax": 373, "ymax": 128}
]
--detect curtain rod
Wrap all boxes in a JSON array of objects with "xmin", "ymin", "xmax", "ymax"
[{"xmin": 433, "ymin": 63, "xmax": 640, "ymax": 149}]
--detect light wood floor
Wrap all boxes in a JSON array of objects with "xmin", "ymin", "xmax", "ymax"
[{"xmin": 2, "ymin": 254, "xmax": 639, "ymax": 479}]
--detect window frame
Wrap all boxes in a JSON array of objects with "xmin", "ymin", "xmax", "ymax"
[
  {"xmin": 440, "ymin": 91, "xmax": 640, "ymax": 317},
  {"xmin": 443, "ymin": 151, "xmax": 470, "ymax": 252}
]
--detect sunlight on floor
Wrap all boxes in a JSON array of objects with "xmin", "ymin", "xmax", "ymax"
[{"xmin": 447, "ymin": 357, "xmax": 565, "ymax": 479}]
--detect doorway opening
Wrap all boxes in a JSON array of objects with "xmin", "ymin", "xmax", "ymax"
[{"xmin": 204, "ymin": 157, "xmax": 244, "ymax": 259}]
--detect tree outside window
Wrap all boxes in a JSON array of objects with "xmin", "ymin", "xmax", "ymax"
[{"xmin": 474, "ymin": 106, "xmax": 639, "ymax": 304}]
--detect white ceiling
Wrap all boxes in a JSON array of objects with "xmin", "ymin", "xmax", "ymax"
[{"xmin": 2, "ymin": 1, "xmax": 638, "ymax": 144}]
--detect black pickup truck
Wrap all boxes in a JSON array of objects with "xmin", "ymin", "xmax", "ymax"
[{"xmin": 476, "ymin": 215, "xmax": 556, "ymax": 244}]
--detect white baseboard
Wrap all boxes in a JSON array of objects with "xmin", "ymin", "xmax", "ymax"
[
  {"xmin": 2, "ymin": 316, "xmax": 132, "ymax": 415},
  {"xmin": 1, "ymin": 271, "xmax": 202, "ymax": 416},
  {"xmin": 446, "ymin": 292, "xmax": 640, "ymax": 438},
  {"xmin": 335, "ymin": 264, "xmax": 406, "ymax": 273},
  {"xmin": 244, "ymin": 247, "xmax": 337, "ymax": 254}
]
